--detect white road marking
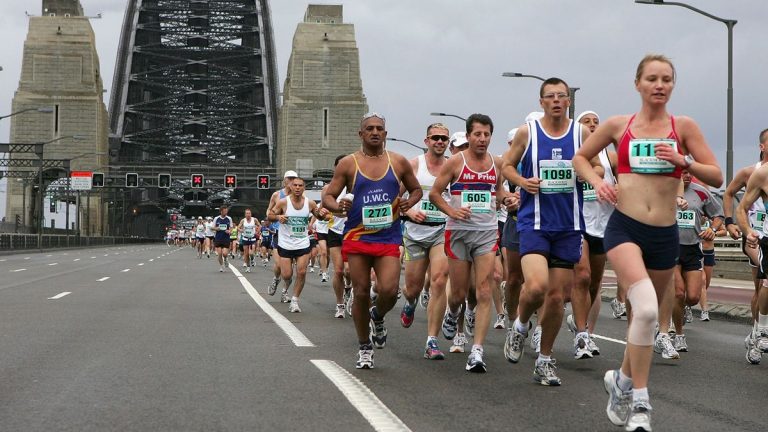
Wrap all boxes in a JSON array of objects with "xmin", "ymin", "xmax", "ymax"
[
  {"xmin": 73, "ymin": 258, "xmax": 81, "ymax": 262},
  {"xmin": 11, "ymin": 268, "xmax": 27, "ymax": 272},
  {"xmin": 48, "ymin": 263, "xmax": 58, "ymax": 266},
  {"xmin": 97, "ymin": 277, "xmax": 110, "ymax": 282},
  {"xmin": 149, "ymin": 259, "xmax": 154, "ymax": 262},
  {"xmin": 592, "ymin": 334, "xmax": 627, "ymax": 345},
  {"xmin": 104, "ymin": 254, "xmax": 109, "ymax": 257},
  {"xmin": 91, "ymin": 256, "xmax": 97, "ymax": 259},
  {"xmin": 0, "ymin": 259, "xmax": 6, "ymax": 262},
  {"xmin": 121, "ymin": 269, "xmax": 131, "ymax": 272},
  {"xmin": 138, "ymin": 263, "xmax": 144, "ymax": 266},
  {"xmin": 228, "ymin": 265, "xmax": 314, "ymax": 347},
  {"xmin": 24, "ymin": 257, "xmax": 30, "ymax": 260},
  {"xmin": 311, "ymin": 360, "xmax": 411, "ymax": 432},
  {"xmin": 46, "ymin": 255, "xmax": 52, "ymax": 257},
  {"xmin": 48, "ymin": 292, "xmax": 71, "ymax": 300}
]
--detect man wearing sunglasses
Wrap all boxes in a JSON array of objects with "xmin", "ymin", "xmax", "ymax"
[{"xmin": 399, "ymin": 123, "xmax": 452, "ymax": 360}]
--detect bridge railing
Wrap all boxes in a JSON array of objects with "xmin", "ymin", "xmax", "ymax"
[{"xmin": 0, "ymin": 234, "xmax": 160, "ymax": 251}]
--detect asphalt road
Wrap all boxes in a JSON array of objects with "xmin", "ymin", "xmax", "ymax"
[{"xmin": 0, "ymin": 244, "xmax": 765, "ymax": 431}]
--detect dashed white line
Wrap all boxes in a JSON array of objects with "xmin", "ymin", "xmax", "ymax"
[
  {"xmin": 0, "ymin": 259, "xmax": 6, "ymax": 262},
  {"xmin": 149, "ymin": 259, "xmax": 154, "ymax": 262},
  {"xmin": 104, "ymin": 254, "xmax": 109, "ymax": 257},
  {"xmin": 121, "ymin": 269, "xmax": 131, "ymax": 273},
  {"xmin": 48, "ymin": 292, "xmax": 71, "ymax": 300},
  {"xmin": 46, "ymin": 255, "xmax": 52, "ymax": 257},
  {"xmin": 592, "ymin": 334, "xmax": 627, "ymax": 345},
  {"xmin": 11, "ymin": 268, "xmax": 27, "ymax": 272},
  {"xmin": 24, "ymin": 257, "xmax": 30, "ymax": 260},
  {"xmin": 138, "ymin": 263, "xmax": 144, "ymax": 266},
  {"xmin": 48, "ymin": 263, "xmax": 58, "ymax": 266},
  {"xmin": 91, "ymin": 256, "xmax": 97, "ymax": 259},
  {"xmin": 73, "ymin": 258, "xmax": 81, "ymax": 262},
  {"xmin": 229, "ymin": 265, "xmax": 314, "ymax": 347},
  {"xmin": 97, "ymin": 277, "xmax": 110, "ymax": 282},
  {"xmin": 311, "ymin": 360, "xmax": 411, "ymax": 432}
]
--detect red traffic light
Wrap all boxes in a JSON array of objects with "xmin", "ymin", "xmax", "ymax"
[
  {"xmin": 191, "ymin": 174, "xmax": 204, "ymax": 188},
  {"xmin": 171, "ymin": 214, "xmax": 178, "ymax": 221},
  {"xmin": 224, "ymin": 174, "xmax": 237, "ymax": 188},
  {"xmin": 258, "ymin": 175, "xmax": 270, "ymax": 189}
]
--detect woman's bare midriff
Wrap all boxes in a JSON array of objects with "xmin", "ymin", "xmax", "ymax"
[{"xmin": 615, "ymin": 173, "xmax": 679, "ymax": 227}]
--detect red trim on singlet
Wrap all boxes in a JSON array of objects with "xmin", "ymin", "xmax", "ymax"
[{"xmin": 616, "ymin": 114, "xmax": 683, "ymax": 179}]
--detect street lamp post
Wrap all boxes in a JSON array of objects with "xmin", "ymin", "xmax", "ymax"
[
  {"xmin": 635, "ymin": 0, "xmax": 736, "ymax": 184},
  {"xmin": 429, "ymin": 112, "xmax": 467, "ymax": 122},
  {"xmin": 386, "ymin": 137, "xmax": 427, "ymax": 153},
  {"xmin": 501, "ymin": 72, "xmax": 579, "ymax": 119},
  {"xmin": 0, "ymin": 106, "xmax": 54, "ymax": 121}
]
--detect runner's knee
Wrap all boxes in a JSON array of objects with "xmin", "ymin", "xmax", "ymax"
[{"xmin": 627, "ymin": 278, "xmax": 658, "ymax": 346}]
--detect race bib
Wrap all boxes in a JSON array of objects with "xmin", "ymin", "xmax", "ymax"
[
  {"xmin": 676, "ymin": 210, "xmax": 696, "ymax": 229},
  {"xmin": 753, "ymin": 211, "xmax": 766, "ymax": 230},
  {"xmin": 420, "ymin": 200, "xmax": 446, "ymax": 223},
  {"xmin": 287, "ymin": 217, "xmax": 309, "ymax": 238},
  {"xmin": 582, "ymin": 182, "xmax": 597, "ymax": 201},
  {"xmin": 362, "ymin": 204, "xmax": 393, "ymax": 229},
  {"xmin": 461, "ymin": 191, "xmax": 492, "ymax": 213},
  {"xmin": 539, "ymin": 160, "xmax": 575, "ymax": 194},
  {"xmin": 243, "ymin": 227, "xmax": 255, "ymax": 238},
  {"xmin": 218, "ymin": 224, "xmax": 228, "ymax": 231},
  {"xmin": 628, "ymin": 139, "xmax": 677, "ymax": 174}
]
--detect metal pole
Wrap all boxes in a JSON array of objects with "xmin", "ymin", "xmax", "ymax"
[
  {"xmin": 86, "ymin": 191, "xmax": 90, "ymax": 244},
  {"xmin": 76, "ymin": 191, "xmax": 80, "ymax": 244},
  {"xmin": 37, "ymin": 167, "xmax": 43, "ymax": 249},
  {"xmin": 726, "ymin": 21, "xmax": 734, "ymax": 185},
  {"xmin": 568, "ymin": 88, "xmax": 580, "ymax": 120},
  {"xmin": 21, "ymin": 181, "xmax": 26, "ymax": 227},
  {"xmin": 65, "ymin": 171, "xmax": 70, "ymax": 246}
]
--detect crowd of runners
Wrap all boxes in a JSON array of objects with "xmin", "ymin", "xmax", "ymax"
[{"xmin": 167, "ymin": 54, "xmax": 768, "ymax": 432}]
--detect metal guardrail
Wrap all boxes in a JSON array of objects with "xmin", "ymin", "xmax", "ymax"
[{"xmin": 0, "ymin": 234, "xmax": 160, "ymax": 251}]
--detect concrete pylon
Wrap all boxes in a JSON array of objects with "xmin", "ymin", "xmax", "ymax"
[
  {"xmin": 277, "ymin": 5, "xmax": 369, "ymax": 178},
  {"xmin": 5, "ymin": 1, "xmax": 109, "ymax": 236}
]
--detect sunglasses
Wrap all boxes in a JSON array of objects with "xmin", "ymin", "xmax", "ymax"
[{"xmin": 429, "ymin": 135, "xmax": 450, "ymax": 142}]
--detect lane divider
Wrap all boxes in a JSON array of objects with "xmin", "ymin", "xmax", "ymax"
[
  {"xmin": 591, "ymin": 333, "xmax": 627, "ymax": 345},
  {"xmin": 11, "ymin": 268, "xmax": 27, "ymax": 272},
  {"xmin": 311, "ymin": 360, "xmax": 412, "ymax": 432},
  {"xmin": 121, "ymin": 269, "xmax": 131, "ymax": 273},
  {"xmin": 48, "ymin": 292, "xmax": 71, "ymax": 300},
  {"xmin": 97, "ymin": 277, "xmax": 110, "ymax": 282},
  {"xmin": 48, "ymin": 263, "xmax": 58, "ymax": 266},
  {"xmin": 228, "ymin": 264, "xmax": 314, "ymax": 347}
]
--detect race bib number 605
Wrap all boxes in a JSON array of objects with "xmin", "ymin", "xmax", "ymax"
[{"xmin": 460, "ymin": 191, "xmax": 492, "ymax": 213}]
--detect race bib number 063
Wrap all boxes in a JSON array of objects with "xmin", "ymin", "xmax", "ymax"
[{"xmin": 676, "ymin": 210, "xmax": 696, "ymax": 229}]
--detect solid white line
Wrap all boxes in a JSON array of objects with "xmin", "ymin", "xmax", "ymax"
[
  {"xmin": 73, "ymin": 258, "xmax": 80, "ymax": 262},
  {"xmin": 11, "ymin": 268, "xmax": 27, "ymax": 272},
  {"xmin": 228, "ymin": 265, "xmax": 314, "ymax": 347},
  {"xmin": 121, "ymin": 269, "xmax": 131, "ymax": 272},
  {"xmin": 97, "ymin": 277, "xmax": 110, "ymax": 282},
  {"xmin": 48, "ymin": 263, "xmax": 58, "ymax": 266},
  {"xmin": 138, "ymin": 263, "xmax": 144, "ymax": 266},
  {"xmin": 48, "ymin": 292, "xmax": 71, "ymax": 300},
  {"xmin": 592, "ymin": 333, "xmax": 627, "ymax": 345},
  {"xmin": 311, "ymin": 360, "xmax": 412, "ymax": 432}
]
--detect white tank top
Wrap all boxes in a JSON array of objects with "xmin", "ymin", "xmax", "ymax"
[
  {"xmin": 315, "ymin": 218, "xmax": 329, "ymax": 234},
  {"xmin": 241, "ymin": 217, "xmax": 257, "ymax": 239},
  {"xmin": 195, "ymin": 223, "xmax": 205, "ymax": 238},
  {"xmin": 330, "ymin": 187, "xmax": 347, "ymax": 234},
  {"xmin": 583, "ymin": 149, "xmax": 616, "ymax": 237},
  {"xmin": 445, "ymin": 153, "xmax": 498, "ymax": 231},
  {"xmin": 204, "ymin": 222, "xmax": 214, "ymax": 237},
  {"xmin": 278, "ymin": 197, "xmax": 311, "ymax": 250},
  {"xmin": 404, "ymin": 154, "xmax": 448, "ymax": 241}
]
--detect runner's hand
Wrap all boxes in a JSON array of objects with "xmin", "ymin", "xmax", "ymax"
[
  {"xmin": 726, "ymin": 224, "xmax": 742, "ymax": 240},
  {"xmin": 449, "ymin": 207, "xmax": 472, "ymax": 221},
  {"xmin": 676, "ymin": 197, "xmax": 689, "ymax": 210},
  {"xmin": 596, "ymin": 181, "xmax": 617, "ymax": 206},
  {"xmin": 406, "ymin": 207, "xmax": 426, "ymax": 223},
  {"xmin": 746, "ymin": 230, "xmax": 759, "ymax": 248},
  {"xmin": 699, "ymin": 228, "xmax": 715, "ymax": 241},
  {"xmin": 521, "ymin": 177, "xmax": 541, "ymax": 195},
  {"xmin": 278, "ymin": 215, "xmax": 287, "ymax": 224},
  {"xmin": 654, "ymin": 142, "xmax": 685, "ymax": 166}
]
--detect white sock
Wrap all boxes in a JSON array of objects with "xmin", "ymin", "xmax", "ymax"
[
  {"xmin": 618, "ymin": 370, "xmax": 633, "ymax": 392},
  {"xmin": 536, "ymin": 354, "xmax": 551, "ymax": 364},
  {"xmin": 576, "ymin": 331, "xmax": 589, "ymax": 339},
  {"xmin": 514, "ymin": 318, "xmax": 529, "ymax": 334},
  {"xmin": 471, "ymin": 344, "xmax": 483, "ymax": 353},
  {"xmin": 291, "ymin": 296, "xmax": 298, "ymax": 302},
  {"xmin": 758, "ymin": 313, "xmax": 768, "ymax": 329},
  {"xmin": 632, "ymin": 387, "xmax": 649, "ymax": 402}
]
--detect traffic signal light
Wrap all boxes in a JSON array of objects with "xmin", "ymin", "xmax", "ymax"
[
  {"xmin": 191, "ymin": 174, "xmax": 204, "ymax": 188},
  {"xmin": 126, "ymin": 172, "xmax": 139, "ymax": 187},
  {"xmin": 50, "ymin": 200, "xmax": 56, "ymax": 213},
  {"xmin": 92, "ymin": 172, "xmax": 105, "ymax": 188},
  {"xmin": 158, "ymin": 173, "xmax": 171, "ymax": 189},
  {"xmin": 171, "ymin": 214, "xmax": 178, "ymax": 222},
  {"xmin": 258, "ymin": 174, "xmax": 270, "ymax": 189},
  {"xmin": 224, "ymin": 174, "xmax": 237, "ymax": 189}
]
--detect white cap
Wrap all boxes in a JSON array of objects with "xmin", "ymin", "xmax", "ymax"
[
  {"xmin": 283, "ymin": 170, "xmax": 298, "ymax": 179},
  {"xmin": 507, "ymin": 128, "xmax": 519, "ymax": 143},
  {"xmin": 576, "ymin": 110, "xmax": 600, "ymax": 123},
  {"xmin": 525, "ymin": 111, "xmax": 544, "ymax": 122},
  {"xmin": 449, "ymin": 131, "xmax": 468, "ymax": 148}
]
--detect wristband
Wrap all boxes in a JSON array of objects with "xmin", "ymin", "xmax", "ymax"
[{"xmin": 724, "ymin": 217, "xmax": 734, "ymax": 226}]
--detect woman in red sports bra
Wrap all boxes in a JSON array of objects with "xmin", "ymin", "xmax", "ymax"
[{"xmin": 574, "ymin": 54, "xmax": 722, "ymax": 431}]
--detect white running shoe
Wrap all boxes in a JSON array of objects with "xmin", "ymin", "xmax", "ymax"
[
  {"xmin": 356, "ymin": 348, "xmax": 374, "ymax": 369},
  {"xmin": 280, "ymin": 288, "xmax": 290, "ymax": 303},
  {"xmin": 756, "ymin": 328, "xmax": 768, "ymax": 353},
  {"xmin": 494, "ymin": 314, "xmax": 506, "ymax": 329},
  {"xmin": 334, "ymin": 304, "xmax": 345, "ymax": 319},
  {"xmin": 700, "ymin": 310, "xmax": 710, "ymax": 321},
  {"xmin": 465, "ymin": 347, "xmax": 487, "ymax": 373},
  {"xmin": 504, "ymin": 326, "xmax": 528, "ymax": 363},
  {"xmin": 464, "ymin": 307, "xmax": 476, "ymax": 337},
  {"xmin": 530, "ymin": 325, "xmax": 542, "ymax": 353},
  {"xmin": 321, "ymin": 272, "xmax": 329, "ymax": 283},
  {"xmin": 684, "ymin": 306, "xmax": 693, "ymax": 323},
  {"xmin": 653, "ymin": 333, "xmax": 679, "ymax": 359},
  {"xmin": 533, "ymin": 359, "xmax": 561, "ymax": 386},
  {"xmin": 625, "ymin": 400, "xmax": 653, "ymax": 432},
  {"xmin": 603, "ymin": 370, "xmax": 632, "ymax": 427},
  {"xmin": 309, "ymin": 266, "xmax": 315, "ymax": 273},
  {"xmin": 450, "ymin": 332, "xmax": 467, "ymax": 353},
  {"xmin": 288, "ymin": 298, "xmax": 301, "ymax": 313},
  {"xmin": 674, "ymin": 334, "xmax": 688, "ymax": 352},
  {"xmin": 588, "ymin": 336, "xmax": 601, "ymax": 356},
  {"xmin": 574, "ymin": 333, "xmax": 594, "ymax": 359},
  {"xmin": 566, "ymin": 313, "xmax": 577, "ymax": 333}
]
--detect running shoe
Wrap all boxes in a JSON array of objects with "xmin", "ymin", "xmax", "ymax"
[
  {"xmin": 419, "ymin": 289, "xmax": 430, "ymax": 310},
  {"xmin": 245, "ymin": 266, "xmax": 251, "ymax": 273},
  {"xmin": 504, "ymin": 323, "xmax": 529, "ymax": 363},
  {"xmin": 533, "ymin": 359, "xmax": 561, "ymax": 386},
  {"xmin": 610, "ymin": 298, "xmax": 627, "ymax": 319},
  {"xmin": 242, "ymin": 262, "xmax": 247, "ymax": 268},
  {"xmin": 280, "ymin": 288, "xmax": 290, "ymax": 303},
  {"xmin": 756, "ymin": 328, "xmax": 768, "ymax": 353},
  {"xmin": 494, "ymin": 314, "xmax": 506, "ymax": 329},
  {"xmin": 588, "ymin": 336, "xmax": 601, "ymax": 356},
  {"xmin": 531, "ymin": 325, "xmax": 542, "ymax": 353},
  {"xmin": 603, "ymin": 369, "xmax": 632, "ymax": 427},
  {"xmin": 566, "ymin": 313, "xmax": 577, "ymax": 333},
  {"xmin": 465, "ymin": 347, "xmax": 487, "ymax": 373},
  {"xmin": 424, "ymin": 339, "xmax": 445, "ymax": 360},
  {"xmin": 653, "ymin": 333, "xmax": 679, "ymax": 359},
  {"xmin": 450, "ymin": 332, "xmax": 467, "ymax": 353},
  {"xmin": 400, "ymin": 301, "xmax": 416, "ymax": 328},
  {"xmin": 745, "ymin": 332, "xmax": 762, "ymax": 364},
  {"xmin": 268, "ymin": 277, "xmax": 279, "ymax": 296},
  {"xmin": 464, "ymin": 307, "xmax": 476, "ymax": 337},
  {"xmin": 309, "ymin": 266, "xmax": 314, "ymax": 273},
  {"xmin": 321, "ymin": 272, "xmax": 329, "ymax": 283},
  {"xmin": 344, "ymin": 288, "xmax": 353, "ymax": 316},
  {"xmin": 574, "ymin": 333, "xmax": 594, "ymax": 359},
  {"xmin": 684, "ymin": 305, "xmax": 693, "ymax": 323},
  {"xmin": 356, "ymin": 346, "xmax": 374, "ymax": 369},
  {"xmin": 700, "ymin": 310, "xmax": 710, "ymax": 321},
  {"xmin": 674, "ymin": 334, "xmax": 688, "ymax": 352},
  {"xmin": 370, "ymin": 307, "xmax": 387, "ymax": 349},
  {"xmin": 625, "ymin": 400, "xmax": 653, "ymax": 432},
  {"xmin": 289, "ymin": 298, "xmax": 301, "ymax": 313},
  {"xmin": 334, "ymin": 304, "xmax": 345, "ymax": 319},
  {"xmin": 219, "ymin": 266, "xmax": 224, "ymax": 272},
  {"xmin": 441, "ymin": 309, "xmax": 459, "ymax": 340}
]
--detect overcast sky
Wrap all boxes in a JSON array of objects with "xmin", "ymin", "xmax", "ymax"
[{"xmin": 1, "ymin": 0, "xmax": 766, "ymax": 217}]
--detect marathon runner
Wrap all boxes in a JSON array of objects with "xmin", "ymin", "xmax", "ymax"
[
  {"xmin": 213, "ymin": 205, "xmax": 235, "ymax": 272},
  {"xmin": 266, "ymin": 171, "xmax": 299, "ymax": 302},
  {"xmin": 574, "ymin": 54, "xmax": 722, "ymax": 431},
  {"xmin": 238, "ymin": 208, "xmax": 260, "ymax": 273},
  {"xmin": 259, "ymin": 220, "xmax": 274, "ymax": 267},
  {"xmin": 313, "ymin": 211, "xmax": 330, "ymax": 283},
  {"xmin": 204, "ymin": 216, "xmax": 215, "ymax": 258},
  {"xmin": 323, "ymin": 112, "xmax": 422, "ymax": 369},
  {"xmin": 194, "ymin": 217, "xmax": 206, "ymax": 258}
]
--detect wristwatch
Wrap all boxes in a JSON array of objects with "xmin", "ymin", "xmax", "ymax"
[{"xmin": 683, "ymin": 154, "xmax": 695, "ymax": 168}]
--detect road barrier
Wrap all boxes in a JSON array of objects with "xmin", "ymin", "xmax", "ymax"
[{"xmin": 0, "ymin": 234, "xmax": 159, "ymax": 251}]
